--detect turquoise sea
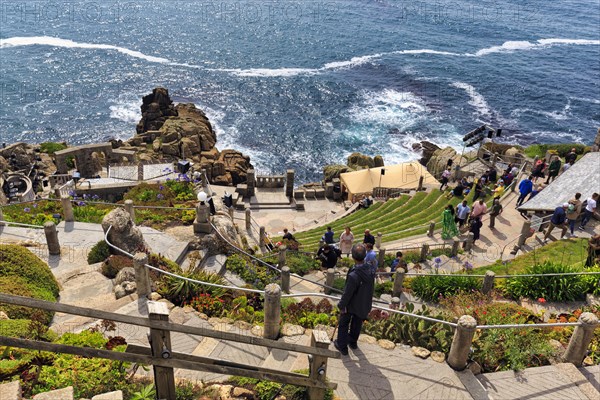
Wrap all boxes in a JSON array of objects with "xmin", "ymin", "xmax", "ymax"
[{"xmin": 1, "ymin": 0, "xmax": 599, "ymax": 182}]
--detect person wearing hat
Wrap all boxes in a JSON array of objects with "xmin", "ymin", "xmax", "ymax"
[{"xmin": 543, "ymin": 203, "xmax": 569, "ymax": 242}]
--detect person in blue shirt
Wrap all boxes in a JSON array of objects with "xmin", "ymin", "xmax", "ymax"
[
  {"xmin": 543, "ymin": 203, "xmax": 569, "ymax": 242},
  {"xmin": 516, "ymin": 176, "xmax": 534, "ymax": 207},
  {"xmin": 322, "ymin": 226, "xmax": 335, "ymax": 244},
  {"xmin": 364, "ymin": 243, "xmax": 378, "ymax": 273},
  {"xmin": 455, "ymin": 200, "xmax": 470, "ymax": 228},
  {"xmin": 391, "ymin": 251, "xmax": 407, "ymax": 273}
]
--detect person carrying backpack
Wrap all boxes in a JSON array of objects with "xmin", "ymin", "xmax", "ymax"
[{"xmin": 566, "ymin": 193, "xmax": 582, "ymax": 237}]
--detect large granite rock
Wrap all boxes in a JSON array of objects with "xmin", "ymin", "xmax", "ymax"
[
  {"xmin": 347, "ymin": 152, "xmax": 376, "ymax": 170},
  {"xmin": 101, "ymin": 208, "xmax": 149, "ymax": 255},
  {"xmin": 426, "ymin": 147, "xmax": 465, "ymax": 177},
  {"xmin": 322, "ymin": 164, "xmax": 352, "ymax": 182},
  {"xmin": 126, "ymin": 88, "xmax": 253, "ymax": 187},
  {"xmin": 417, "ymin": 141, "xmax": 441, "ymax": 166},
  {"xmin": 136, "ymin": 87, "xmax": 178, "ymax": 133},
  {"xmin": 200, "ymin": 214, "xmax": 240, "ymax": 257}
]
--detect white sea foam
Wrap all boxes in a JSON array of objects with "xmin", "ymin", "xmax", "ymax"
[
  {"xmin": 213, "ymin": 67, "xmax": 318, "ymax": 77},
  {"xmin": 322, "ymin": 53, "xmax": 384, "ymax": 69},
  {"xmin": 569, "ymin": 96, "xmax": 600, "ymax": 105},
  {"xmin": 472, "ymin": 38, "xmax": 600, "ymax": 57},
  {"xmin": 450, "ymin": 82, "xmax": 492, "ymax": 119},
  {"xmin": 3, "ymin": 35, "xmax": 598, "ymax": 78},
  {"xmin": 349, "ymin": 89, "xmax": 428, "ymax": 126},
  {"xmin": 109, "ymin": 100, "xmax": 140, "ymax": 124}
]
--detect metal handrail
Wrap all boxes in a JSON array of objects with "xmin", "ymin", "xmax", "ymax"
[{"xmin": 104, "ymin": 226, "xmax": 264, "ymax": 294}]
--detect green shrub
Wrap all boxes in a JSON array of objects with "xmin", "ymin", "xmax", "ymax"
[
  {"xmin": 101, "ymin": 255, "xmax": 134, "ymax": 279},
  {"xmin": 0, "ymin": 319, "xmax": 31, "ymax": 338},
  {"xmin": 0, "ymin": 245, "xmax": 59, "ymax": 323},
  {"xmin": 411, "ymin": 273, "xmax": 481, "ymax": 302},
  {"xmin": 374, "ymin": 280, "xmax": 393, "ymax": 297},
  {"xmin": 225, "ymin": 254, "xmax": 279, "ymax": 290},
  {"xmin": 523, "ymin": 143, "xmax": 590, "ymax": 159},
  {"xmin": 88, "ymin": 240, "xmax": 110, "ymax": 264},
  {"xmin": 35, "ymin": 331, "xmax": 128, "ymax": 399},
  {"xmin": 363, "ymin": 303, "xmax": 453, "ymax": 352},
  {"xmin": 581, "ymin": 266, "xmax": 600, "ymax": 296},
  {"xmin": 286, "ymin": 253, "xmax": 320, "ymax": 275},
  {"xmin": 39, "ymin": 142, "xmax": 67, "ymax": 154},
  {"xmin": 504, "ymin": 262, "xmax": 587, "ymax": 302},
  {"xmin": 158, "ymin": 269, "xmax": 226, "ymax": 306}
]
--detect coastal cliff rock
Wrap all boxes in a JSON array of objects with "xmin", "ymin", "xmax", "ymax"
[
  {"xmin": 347, "ymin": 152, "xmax": 382, "ymax": 170},
  {"xmin": 125, "ymin": 88, "xmax": 252, "ymax": 186},
  {"xmin": 136, "ymin": 87, "xmax": 178, "ymax": 133},
  {"xmin": 426, "ymin": 147, "xmax": 465, "ymax": 177},
  {"xmin": 415, "ymin": 141, "xmax": 441, "ymax": 166},
  {"xmin": 0, "ymin": 143, "xmax": 55, "ymax": 176}
]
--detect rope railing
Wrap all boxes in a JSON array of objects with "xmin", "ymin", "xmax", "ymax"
[
  {"xmin": 477, "ymin": 322, "xmax": 582, "ymax": 330},
  {"xmin": 0, "ymin": 220, "xmax": 45, "ymax": 229},
  {"xmin": 102, "ymin": 227, "xmax": 594, "ymax": 334},
  {"xmin": 208, "ymin": 221, "xmax": 347, "ymax": 296},
  {"xmin": 373, "ymin": 270, "xmax": 600, "ymax": 278},
  {"xmin": 104, "ymin": 225, "xmax": 264, "ymax": 294}
]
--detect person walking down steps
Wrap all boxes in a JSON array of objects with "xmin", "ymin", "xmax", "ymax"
[{"xmin": 334, "ymin": 244, "xmax": 375, "ymax": 356}]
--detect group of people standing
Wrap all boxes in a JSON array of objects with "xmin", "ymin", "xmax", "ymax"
[
  {"xmin": 441, "ymin": 197, "xmax": 501, "ymax": 245},
  {"xmin": 543, "ymin": 192, "xmax": 599, "ymax": 242},
  {"xmin": 317, "ymin": 226, "xmax": 380, "ymax": 272}
]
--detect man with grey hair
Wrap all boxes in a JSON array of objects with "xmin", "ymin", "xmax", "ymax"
[{"xmin": 334, "ymin": 244, "xmax": 375, "ymax": 355}]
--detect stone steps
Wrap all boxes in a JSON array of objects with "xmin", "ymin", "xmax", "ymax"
[
  {"xmin": 0, "ymin": 382, "xmax": 123, "ymax": 400},
  {"xmin": 477, "ymin": 363, "xmax": 600, "ymax": 400}
]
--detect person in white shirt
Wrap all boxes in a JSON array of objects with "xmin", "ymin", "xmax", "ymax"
[{"xmin": 579, "ymin": 193, "xmax": 598, "ymax": 230}]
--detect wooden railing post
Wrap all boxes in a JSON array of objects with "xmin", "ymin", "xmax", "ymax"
[
  {"xmin": 447, "ymin": 315, "xmax": 477, "ymax": 370},
  {"xmin": 148, "ymin": 301, "xmax": 176, "ymax": 399},
  {"xmin": 517, "ymin": 220, "xmax": 531, "ymax": 248},
  {"xmin": 464, "ymin": 233, "xmax": 474, "ymax": 253},
  {"xmin": 61, "ymin": 195, "xmax": 74, "ymax": 222},
  {"xmin": 259, "ymin": 226, "xmax": 266, "ymax": 249},
  {"xmin": 427, "ymin": 221, "xmax": 435, "ymax": 237},
  {"xmin": 245, "ymin": 208, "xmax": 251, "ymax": 230},
  {"xmin": 375, "ymin": 232, "xmax": 382, "ymax": 249},
  {"xmin": 124, "ymin": 199, "xmax": 135, "ymax": 222},
  {"xmin": 451, "ymin": 240, "xmax": 460, "ymax": 257},
  {"xmin": 325, "ymin": 268, "xmax": 335, "ymax": 295},
  {"xmin": 563, "ymin": 312, "xmax": 599, "ymax": 366},
  {"xmin": 133, "ymin": 252, "xmax": 151, "ymax": 298},
  {"xmin": 44, "ymin": 221, "xmax": 60, "ymax": 255},
  {"xmin": 417, "ymin": 176, "xmax": 424, "ymax": 191},
  {"xmin": 281, "ymin": 266, "xmax": 291, "ymax": 294},
  {"xmin": 377, "ymin": 248, "xmax": 386, "ymax": 269},
  {"xmin": 278, "ymin": 245, "xmax": 287, "ymax": 269},
  {"xmin": 419, "ymin": 244, "xmax": 429, "ymax": 262},
  {"xmin": 307, "ymin": 330, "xmax": 330, "ymax": 400},
  {"xmin": 482, "ymin": 271, "xmax": 495, "ymax": 295},
  {"xmin": 392, "ymin": 270, "xmax": 405, "ymax": 298},
  {"xmin": 263, "ymin": 284, "xmax": 281, "ymax": 340}
]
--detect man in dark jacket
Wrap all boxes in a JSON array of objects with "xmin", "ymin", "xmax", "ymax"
[
  {"xmin": 316, "ymin": 244, "xmax": 341, "ymax": 269},
  {"xmin": 363, "ymin": 229, "xmax": 376, "ymax": 246},
  {"xmin": 543, "ymin": 203, "xmax": 569, "ymax": 242},
  {"xmin": 334, "ymin": 244, "xmax": 375, "ymax": 355}
]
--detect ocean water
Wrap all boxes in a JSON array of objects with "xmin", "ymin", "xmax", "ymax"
[{"xmin": 0, "ymin": 0, "xmax": 599, "ymax": 182}]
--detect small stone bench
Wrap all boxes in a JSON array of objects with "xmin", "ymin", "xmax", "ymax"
[
  {"xmin": 314, "ymin": 188, "xmax": 326, "ymax": 198},
  {"xmin": 295, "ymin": 201, "xmax": 305, "ymax": 211},
  {"xmin": 294, "ymin": 189, "xmax": 305, "ymax": 200},
  {"xmin": 304, "ymin": 188, "xmax": 316, "ymax": 199}
]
